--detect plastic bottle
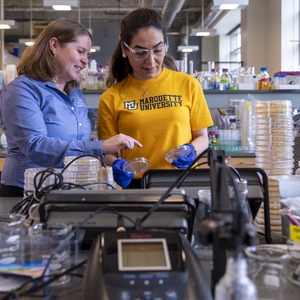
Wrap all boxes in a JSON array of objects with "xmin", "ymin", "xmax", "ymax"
[
  {"xmin": 215, "ymin": 256, "xmax": 257, "ymax": 300},
  {"xmin": 211, "ymin": 68, "xmax": 220, "ymax": 90},
  {"xmin": 280, "ymin": 73, "xmax": 287, "ymax": 85},
  {"xmin": 273, "ymin": 73, "xmax": 280, "ymax": 89},
  {"xmin": 229, "ymin": 116, "xmax": 237, "ymax": 130},
  {"xmin": 1, "ymin": 132, "xmax": 7, "ymax": 149},
  {"xmin": 5, "ymin": 64, "xmax": 16, "ymax": 86},
  {"xmin": 79, "ymin": 66, "xmax": 89, "ymax": 90},
  {"xmin": 219, "ymin": 68, "xmax": 231, "ymax": 90},
  {"xmin": 208, "ymin": 127, "xmax": 219, "ymax": 147},
  {"xmin": 97, "ymin": 65, "xmax": 104, "ymax": 90},
  {"xmin": 102, "ymin": 62, "xmax": 110, "ymax": 89},
  {"xmin": 87, "ymin": 60, "xmax": 98, "ymax": 90},
  {"xmin": 258, "ymin": 67, "xmax": 270, "ymax": 90}
]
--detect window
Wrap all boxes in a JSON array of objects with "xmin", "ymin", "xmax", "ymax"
[{"xmin": 229, "ymin": 26, "xmax": 241, "ymax": 71}]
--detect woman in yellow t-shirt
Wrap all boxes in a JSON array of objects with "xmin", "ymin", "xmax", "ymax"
[{"xmin": 98, "ymin": 6, "xmax": 213, "ymax": 188}]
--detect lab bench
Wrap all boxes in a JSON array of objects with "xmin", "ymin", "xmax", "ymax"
[{"xmin": 0, "ymin": 194, "xmax": 300, "ymax": 299}]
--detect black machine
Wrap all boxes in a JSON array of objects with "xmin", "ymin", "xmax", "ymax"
[
  {"xmin": 38, "ymin": 148, "xmax": 270, "ymax": 296},
  {"xmin": 82, "ymin": 230, "xmax": 213, "ymax": 300},
  {"xmin": 141, "ymin": 167, "xmax": 272, "ymax": 244},
  {"xmin": 38, "ymin": 189, "xmax": 197, "ymax": 249}
]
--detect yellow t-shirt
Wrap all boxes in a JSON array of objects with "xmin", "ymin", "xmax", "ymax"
[{"xmin": 98, "ymin": 68, "xmax": 213, "ymax": 178}]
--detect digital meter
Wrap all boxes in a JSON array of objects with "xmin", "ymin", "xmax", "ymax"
[{"xmin": 82, "ymin": 230, "xmax": 212, "ymax": 300}]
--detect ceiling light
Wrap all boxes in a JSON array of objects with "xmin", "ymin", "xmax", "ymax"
[
  {"xmin": 190, "ymin": 28, "xmax": 217, "ymax": 37},
  {"xmin": 43, "ymin": 0, "xmax": 79, "ymax": 10},
  {"xmin": 177, "ymin": 45, "xmax": 199, "ymax": 53},
  {"xmin": 19, "ymin": 39, "xmax": 35, "ymax": 46},
  {"xmin": 211, "ymin": 0, "xmax": 249, "ymax": 10},
  {"xmin": 0, "ymin": 20, "xmax": 18, "ymax": 29},
  {"xmin": 52, "ymin": 5, "xmax": 71, "ymax": 11},
  {"xmin": 91, "ymin": 46, "xmax": 101, "ymax": 53}
]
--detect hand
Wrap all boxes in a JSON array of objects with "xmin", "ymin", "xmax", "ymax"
[
  {"xmin": 112, "ymin": 158, "xmax": 135, "ymax": 188},
  {"xmin": 103, "ymin": 133, "xmax": 142, "ymax": 155},
  {"xmin": 171, "ymin": 144, "xmax": 196, "ymax": 168}
]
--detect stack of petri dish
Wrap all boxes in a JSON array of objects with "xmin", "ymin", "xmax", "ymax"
[
  {"xmin": 63, "ymin": 156, "xmax": 102, "ymax": 190},
  {"xmin": 238, "ymin": 99, "xmax": 255, "ymax": 151},
  {"xmin": 24, "ymin": 167, "xmax": 61, "ymax": 195},
  {"xmin": 254, "ymin": 100, "xmax": 294, "ymax": 241}
]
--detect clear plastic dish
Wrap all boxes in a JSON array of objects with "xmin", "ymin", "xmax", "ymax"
[
  {"xmin": 123, "ymin": 157, "xmax": 149, "ymax": 175},
  {"xmin": 64, "ymin": 156, "xmax": 100, "ymax": 164},
  {"xmin": 255, "ymin": 118, "xmax": 293, "ymax": 124},
  {"xmin": 255, "ymin": 140, "xmax": 294, "ymax": 147},
  {"xmin": 254, "ymin": 99, "xmax": 292, "ymax": 107},
  {"xmin": 255, "ymin": 128, "xmax": 294, "ymax": 136},
  {"xmin": 62, "ymin": 170, "xmax": 100, "ymax": 179},
  {"xmin": 165, "ymin": 145, "xmax": 190, "ymax": 163}
]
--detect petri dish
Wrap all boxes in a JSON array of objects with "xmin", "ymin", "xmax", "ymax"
[
  {"xmin": 123, "ymin": 157, "xmax": 149, "ymax": 175},
  {"xmin": 165, "ymin": 145, "xmax": 190, "ymax": 163}
]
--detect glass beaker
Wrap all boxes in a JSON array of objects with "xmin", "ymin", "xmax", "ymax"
[
  {"xmin": 245, "ymin": 245, "xmax": 290, "ymax": 300},
  {"xmin": 0, "ymin": 213, "xmax": 27, "ymax": 266},
  {"xmin": 29, "ymin": 222, "xmax": 72, "ymax": 286},
  {"xmin": 192, "ymin": 189, "xmax": 212, "ymax": 260}
]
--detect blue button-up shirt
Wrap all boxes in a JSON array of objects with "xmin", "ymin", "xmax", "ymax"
[{"xmin": 0, "ymin": 75, "xmax": 103, "ymax": 188}]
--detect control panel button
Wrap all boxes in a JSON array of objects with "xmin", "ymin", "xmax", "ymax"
[{"xmin": 165, "ymin": 290, "xmax": 177, "ymax": 300}]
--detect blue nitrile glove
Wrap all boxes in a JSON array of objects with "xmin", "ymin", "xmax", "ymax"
[
  {"xmin": 171, "ymin": 144, "xmax": 196, "ymax": 169},
  {"xmin": 112, "ymin": 158, "xmax": 135, "ymax": 188}
]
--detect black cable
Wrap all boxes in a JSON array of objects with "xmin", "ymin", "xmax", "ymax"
[
  {"xmin": 139, "ymin": 148, "xmax": 208, "ymax": 225},
  {"xmin": 60, "ymin": 154, "xmax": 106, "ymax": 175},
  {"xmin": 223, "ymin": 162, "xmax": 252, "ymax": 259},
  {"xmin": 10, "ymin": 155, "xmax": 110, "ymax": 216},
  {"xmin": 176, "ymin": 160, "xmax": 210, "ymax": 189},
  {"xmin": 39, "ymin": 206, "xmax": 135, "ymax": 281},
  {"xmin": 21, "ymin": 259, "xmax": 87, "ymax": 296},
  {"xmin": 192, "ymin": 161, "xmax": 209, "ymax": 169},
  {"xmin": 80, "ymin": 181, "xmax": 117, "ymax": 190},
  {"xmin": 225, "ymin": 164, "xmax": 243, "ymax": 211},
  {"xmin": 228, "ymin": 165, "xmax": 242, "ymax": 181}
]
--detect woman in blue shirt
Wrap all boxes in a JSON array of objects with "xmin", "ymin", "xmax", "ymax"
[{"xmin": 0, "ymin": 18, "xmax": 141, "ymax": 197}]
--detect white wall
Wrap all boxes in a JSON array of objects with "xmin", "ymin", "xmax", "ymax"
[
  {"xmin": 203, "ymin": 0, "xmax": 300, "ymax": 77},
  {"xmin": 242, "ymin": 0, "xmax": 299, "ymax": 76}
]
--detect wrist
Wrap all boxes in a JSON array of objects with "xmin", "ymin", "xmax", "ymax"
[{"xmin": 189, "ymin": 143, "xmax": 197, "ymax": 155}]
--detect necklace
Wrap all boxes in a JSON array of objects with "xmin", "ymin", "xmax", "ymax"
[
  {"xmin": 133, "ymin": 69, "xmax": 162, "ymax": 97},
  {"xmin": 135, "ymin": 79, "xmax": 156, "ymax": 97}
]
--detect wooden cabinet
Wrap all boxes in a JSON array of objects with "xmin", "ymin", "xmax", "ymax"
[
  {"xmin": 0, "ymin": 158, "xmax": 4, "ymax": 171},
  {"xmin": 225, "ymin": 156, "xmax": 256, "ymax": 168},
  {"xmin": 196, "ymin": 155, "xmax": 256, "ymax": 169}
]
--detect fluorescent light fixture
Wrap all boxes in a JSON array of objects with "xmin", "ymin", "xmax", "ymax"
[
  {"xmin": 177, "ymin": 45, "xmax": 199, "ymax": 53},
  {"xmin": 43, "ymin": 0, "xmax": 79, "ymax": 10},
  {"xmin": 0, "ymin": 20, "xmax": 18, "ymax": 29},
  {"xmin": 52, "ymin": 5, "xmax": 71, "ymax": 11},
  {"xmin": 19, "ymin": 39, "xmax": 35, "ymax": 46},
  {"xmin": 211, "ymin": 0, "xmax": 249, "ymax": 10},
  {"xmin": 190, "ymin": 28, "xmax": 217, "ymax": 37},
  {"xmin": 91, "ymin": 46, "xmax": 101, "ymax": 53}
]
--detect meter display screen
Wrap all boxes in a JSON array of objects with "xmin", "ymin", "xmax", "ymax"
[{"xmin": 117, "ymin": 238, "xmax": 171, "ymax": 271}]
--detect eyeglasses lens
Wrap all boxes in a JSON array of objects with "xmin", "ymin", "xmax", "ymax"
[{"xmin": 134, "ymin": 47, "xmax": 167, "ymax": 60}]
